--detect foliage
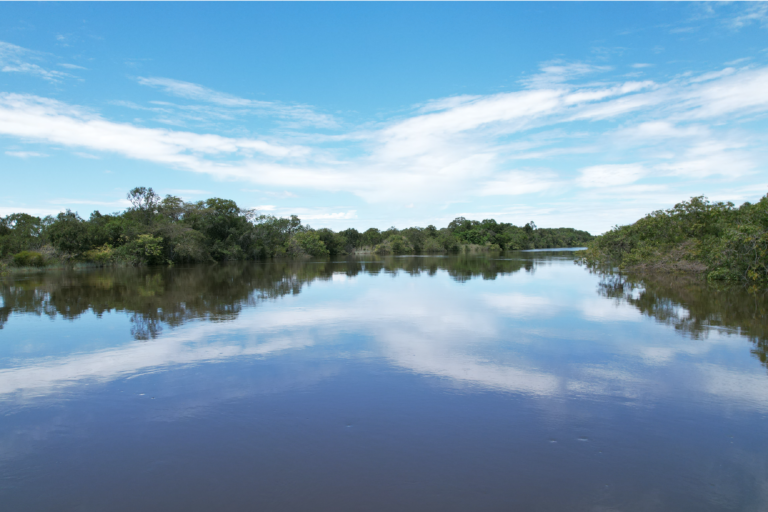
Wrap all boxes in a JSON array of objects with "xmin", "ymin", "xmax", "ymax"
[
  {"xmin": 445, "ymin": 216, "xmax": 591, "ymax": 250},
  {"xmin": 0, "ymin": 213, "xmax": 46, "ymax": 257},
  {"xmin": 116, "ymin": 234, "xmax": 165, "ymax": 265},
  {"xmin": 83, "ymin": 244, "xmax": 115, "ymax": 265},
  {"xmin": 375, "ymin": 234, "xmax": 414, "ymax": 255},
  {"xmin": 288, "ymin": 231, "xmax": 330, "ymax": 258},
  {"xmin": 315, "ymin": 228, "xmax": 347, "ymax": 256},
  {"xmin": 13, "ymin": 250, "xmax": 45, "ymax": 267},
  {"xmin": 582, "ymin": 194, "xmax": 768, "ymax": 283},
  {"xmin": 0, "ymin": 186, "xmax": 593, "ymax": 269},
  {"xmin": 47, "ymin": 210, "xmax": 89, "ymax": 255}
]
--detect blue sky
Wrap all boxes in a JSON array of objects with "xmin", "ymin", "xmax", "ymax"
[{"xmin": 1, "ymin": 2, "xmax": 767, "ymax": 234}]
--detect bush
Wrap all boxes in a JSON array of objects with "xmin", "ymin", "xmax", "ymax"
[
  {"xmin": 83, "ymin": 244, "xmax": 115, "ymax": 265},
  {"xmin": 286, "ymin": 231, "xmax": 329, "ymax": 258},
  {"xmin": 13, "ymin": 250, "xmax": 45, "ymax": 267},
  {"xmin": 116, "ymin": 234, "xmax": 165, "ymax": 265},
  {"xmin": 170, "ymin": 230, "xmax": 209, "ymax": 262},
  {"xmin": 422, "ymin": 237, "xmax": 443, "ymax": 253},
  {"xmin": 375, "ymin": 235, "xmax": 414, "ymax": 255}
]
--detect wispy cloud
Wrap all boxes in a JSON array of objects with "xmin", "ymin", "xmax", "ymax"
[
  {"xmin": 520, "ymin": 61, "xmax": 611, "ymax": 89},
  {"xmin": 136, "ymin": 76, "xmax": 337, "ymax": 128},
  {"xmin": 5, "ymin": 150, "xmax": 47, "ymax": 158},
  {"xmin": 577, "ymin": 164, "xmax": 646, "ymax": 188},
  {"xmin": 0, "ymin": 41, "xmax": 71, "ymax": 82},
  {"xmin": 48, "ymin": 198, "xmax": 131, "ymax": 208},
  {"xmin": 682, "ymin": 2, "xmax": 768, "ymax": 33},
  {"xmin": 167, "ymin": 189, "xmax": 210, "ymax": 197},
  {"xmin": 59, "ymin": 63, "xmax": 86, "ymax": 70},
  {"xmin": 262, "ymin": 206, "xmax": 358, "ymax": 221},
  {"xmin": 137, "ymin": 77, "xmax": 257, "ymax": 107},
  {"xmin": 1, "ymin": 62, "xmax": 767, "ymax": 232},
  {"xmin": 0, "ymin": 92, "xmax": 311, "ymax": 164}
]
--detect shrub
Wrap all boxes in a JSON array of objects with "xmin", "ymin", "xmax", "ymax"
[
  {"xmin": 422, "ymin": 237, "xmax": 443, "ymax": 253},
  {"xmin": 375, "ymin": 235, "xmax": 414, "ymax": 255},
  {"xmin": 13, "ymin": 250, "xmax": 45, "ymax": 267},
  {"xmin": 83, "ymin": 244, "xmax": 115, "ymax": 265},
  {"xmin": 171, "ymin": 230, "xmax": 209, "ymax": 262},
  {"xmin": 116, "ymin": 234, "xmax": 165, "ymax": 265},
  {"xmin": 286, "ymin": 231, "xmax": 329, "ymax": 258}
]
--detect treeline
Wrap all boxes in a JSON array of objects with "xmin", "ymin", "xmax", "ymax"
[
  {"xmin": 582, "ymin": 194, "xmax": 768, "ymax": 283},
  {"xmin": 0, "ymin": 186, "xmax": 593, "ymax": 268}
]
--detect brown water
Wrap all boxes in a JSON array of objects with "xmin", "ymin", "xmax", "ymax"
[{"xmin": 1, "ymin": 252, "xmax": 767, "ymax": 511}]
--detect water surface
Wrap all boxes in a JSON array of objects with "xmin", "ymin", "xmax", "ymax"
[{"xmin": 1, "ymin": 252, "xmax": 767, "ymax": 511}]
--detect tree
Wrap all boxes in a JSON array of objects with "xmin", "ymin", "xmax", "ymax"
[
  {"xmin": 0, "ymin": 213, "xmax": 45, "ymax": 256},
  {"xmin": 127, "ymin": 186, "xmax": 161, "ymax": 225},
  {"xmin": 47, "ymin": 210, "xmax": 89, "ymax": 255}
]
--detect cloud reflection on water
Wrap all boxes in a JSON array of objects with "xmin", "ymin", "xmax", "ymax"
[{"xmin": 1, "ymin": 259, "xmax": 767, "ymax": 416}]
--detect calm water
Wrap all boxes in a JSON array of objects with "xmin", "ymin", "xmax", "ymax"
[{"xmin": 1, "ymin": 252, "xmax": 767, "ymax": 511}]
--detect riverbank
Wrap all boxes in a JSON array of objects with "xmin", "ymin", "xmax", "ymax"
[{"xmin": 580, "ymin": 194, "xmax": 768, "ymax": 283}]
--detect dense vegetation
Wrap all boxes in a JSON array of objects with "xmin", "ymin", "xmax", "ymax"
[
  {"xmin": 582, "ymin": 194, "xmax": 768, "ymax": 283},
  {"xmin": 0, "ymin": 187, "xmax": 593, "ymax": 270}
]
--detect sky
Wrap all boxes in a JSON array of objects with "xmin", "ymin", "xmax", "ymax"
[{"xmin": 0, "ymin": 2, "xmax": 767, "ymax": 234}]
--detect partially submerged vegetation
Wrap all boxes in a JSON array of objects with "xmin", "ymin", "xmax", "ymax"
[
  {"xmin": 582, "ymin": 194, "xmax": 768, "ymax": 283},
  {"xmin": 1, "ymin": 186, "xmax": 593, "ymax": 270}
]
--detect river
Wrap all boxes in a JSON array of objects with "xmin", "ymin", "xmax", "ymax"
[{"xmin": 1, "ymin": 251, "xmax": 766, "ymax": 511}]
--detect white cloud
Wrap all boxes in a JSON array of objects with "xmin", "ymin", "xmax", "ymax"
[
  {"xmin": 137, "ymin": 76, "xmax": 337, "ymax": 128},
  {"xmin": 266, "ymin": 191, "xmax": 298, "ymax": 199},
  {"xmin": 137, "ymin": 76, "xmax": 257, "ymax": 107},
  {"xmin": 728, "ymin": 3, "xmax": 768, "ymax": 30},
  {"xmin": 58, "ymin": 63, "xmax": 86, "ymax": 70},
  {"xmin": 167, "ymin": 189, "xmax": 210, "ymax": 197},
  {"xmin": 520, "ymin": 61, "xmax": 611, "ymax": 88},
  {"xmin": 1, "ymin": 62, "xmax": 767, "ymax": 231},
  {"xmin": 5, "ymin": 150, "xmax": 47, "ymax": 158},
  {"xmin": 477, "ymin": 170, "xmax": 558, "ymax": 196},
  {"xmin": 48, "ymin": 198, "xmax": 131, "ymax": 208},
  {"xmin": 679, "ymin": 66, "xmax": 768, "ymax": 119},
  {"xmin": 300, "ymin": 210, "xmax": 357, "ymax": 220},
  {"xmin": 692, "ymin": 0, "xmax": 768, "ymax": 30},
  {"xmin": 0, "ymin": 41, "xmax": 70, "ymax": 82},
  {"xmin": 73, "ymin": 152, "xmax": 100, "ymax": 159},
  {"xmin": 577, "ymin": 164, "xmax": 646, "ymax": 188},
  {"xmin": 0, "ymin": 93, "xmax": 310, "ymax": 166},
  {"xmin": 0, "ymin": 206, "xmax": 61, "ymax": 217}
]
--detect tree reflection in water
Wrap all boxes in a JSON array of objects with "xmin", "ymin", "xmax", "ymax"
[
  {"xmin": 0, "ymin": 255, "xmax": 538, "ymax": 339},
  {"xmin": 2, "ymin": 253, "xmax": 766, "ymax": 372},
  {"xmin": 596, "ymin": 272, "xmax": 768, "ymax": 370}
]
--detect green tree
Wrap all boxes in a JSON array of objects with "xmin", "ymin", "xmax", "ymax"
[{"xmin": 47, "ymin": 210, "xmax": 89, "ymax": 255}]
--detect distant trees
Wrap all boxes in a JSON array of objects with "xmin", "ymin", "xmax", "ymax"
[
  {"xmin": 0, "ymin": 186, "xmax": 594, "ymax": 268},
  {"xmin": 0, "ymin": 213, "xmax": 46, "ymax": 255}
]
